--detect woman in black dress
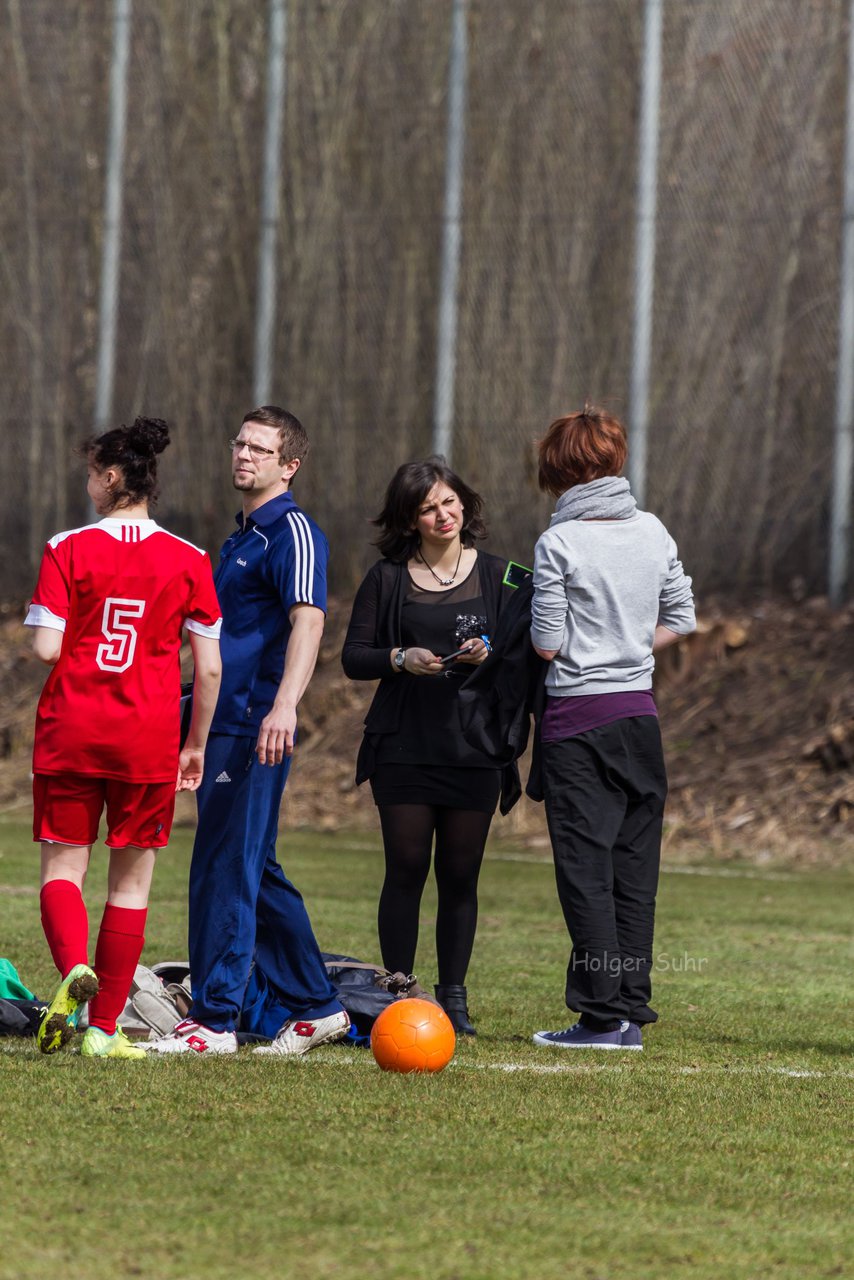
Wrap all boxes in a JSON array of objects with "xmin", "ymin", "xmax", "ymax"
[{"xmin": 342, "ymin": 458, "xmax": 514, "ymax": 1035}]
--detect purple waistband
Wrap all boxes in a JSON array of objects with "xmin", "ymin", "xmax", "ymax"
[{"xmin": 541, "ymin": 690, "xmax": 658, "ymax": 743}]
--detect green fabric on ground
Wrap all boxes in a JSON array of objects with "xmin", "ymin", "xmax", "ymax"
[{"xmin": 0, "ymin": 958, "xmax": 36, "ymax": 1000}]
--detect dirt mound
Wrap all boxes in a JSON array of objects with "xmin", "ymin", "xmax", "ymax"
[
  {"xmin": 654, "ymin": 597, "xmax": 854, "ymax": 865},
  {"xmin": 3, "ymin": 596, "xmax": 852, "ymax": 866}
]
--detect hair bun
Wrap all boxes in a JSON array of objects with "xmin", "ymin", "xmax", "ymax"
[{"xmin": 127, "ymin": 416, "xmax": 170, "ymax": 457}]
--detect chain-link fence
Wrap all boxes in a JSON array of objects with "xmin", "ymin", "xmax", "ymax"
[{"xmin": 0, "ymin": 0, "xmax": 847, "ymax": 601}]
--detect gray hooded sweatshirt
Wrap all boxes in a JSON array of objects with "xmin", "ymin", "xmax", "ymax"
[{"xmin": 530, "ymin": 477, "xmax": 696, "ymax": 697}]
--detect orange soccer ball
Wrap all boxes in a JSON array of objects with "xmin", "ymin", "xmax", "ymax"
[{"xmin": 370, "ymin": 998, "xmax": 456, "ymax": 1073}]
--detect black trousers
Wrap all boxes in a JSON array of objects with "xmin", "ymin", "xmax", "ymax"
[{"xmin": 541, "ymin": 716, "xmax": 668, "ymax": 1030}]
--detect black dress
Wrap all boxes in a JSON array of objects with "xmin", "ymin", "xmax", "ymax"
[{"xmin": 370, "ymin": 561, "xmax": 502, "ymax": 812}]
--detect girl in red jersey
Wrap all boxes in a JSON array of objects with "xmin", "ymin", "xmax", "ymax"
[{"xmin": 26, "ymin": 418, "xmax": 222, "ymax": 1059}]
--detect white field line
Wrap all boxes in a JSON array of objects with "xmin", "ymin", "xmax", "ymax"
[
  {"xmin": 487, "ymin": 854, "xmax": 800, "ymax": 881},
  {"xmin": 0, "ymin": 826, "xmax": 821, "ymax": 881},
  {"xmin": 3, "ymin": 1042, "xmax": 850, "ymax": 1078},
  {"xmin": 455, "ymin": 1061, "xmax": 854, "ymax": 1079},
  {"xmin": 322, "ymin": 841, "xmax": 803, "ymax": 881},
  {"xmin": 301, "ymin": 1051, "xmax": 854, "ymax": 1079}
]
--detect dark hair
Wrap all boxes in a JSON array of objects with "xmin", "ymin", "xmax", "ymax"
[
  {"xmin": 537, "ymin": 406, "xmax": 627, "ymax": 497},
  {"xmin": 373, "ymin": 457, "xmax": 486, "ymax": 561},
  {"xmin": 80, "ymin": 416, "xmax": 170, "ymax": 511},
  {"xmin": 242, "ymin": 405, "xmax": 309, "ymax": 469}
]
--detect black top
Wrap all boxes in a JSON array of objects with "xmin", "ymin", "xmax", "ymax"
[
  {"xmin": 342, "ymin": 551, "xmax": 517, "ymax": 794},
  {"xmin": 376, "ymin": 563, "xmax": 490, "ymax": 768}
]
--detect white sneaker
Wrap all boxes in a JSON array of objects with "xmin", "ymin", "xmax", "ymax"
[
  {"xmin": 252, "ymin": 1010, "xmax": 350, "ymax": 1057},
  {"xmin": 144, "ymin": 1018, "xmax": 237, "ymax": 1055}
]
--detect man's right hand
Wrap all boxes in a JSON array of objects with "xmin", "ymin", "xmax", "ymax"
[
  {"xmin": 256, "ymin": 703, "xmax": 298, "ymax": 765},
  {"xmin": 177, "ymin": 746, "xmax": 205, "ymax": 791}
]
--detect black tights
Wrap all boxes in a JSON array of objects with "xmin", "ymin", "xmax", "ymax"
[{"xmin": 376, "ymin": 804, "xmax": 493, "ymax": 985}]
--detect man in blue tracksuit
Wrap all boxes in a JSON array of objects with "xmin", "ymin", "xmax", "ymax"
[{"xmin": 148, "ymin": 406, "xmax": 348, "ymax": 1056}]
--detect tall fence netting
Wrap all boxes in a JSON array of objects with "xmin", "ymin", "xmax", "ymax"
[{"xmin": 0, "ymin": 0, "xmax": 846, "ymax": 601}]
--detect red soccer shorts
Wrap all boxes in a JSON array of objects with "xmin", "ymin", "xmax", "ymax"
[{"xmin": 33, "ymin": 774, "xmax": 176, "ymax": 850}]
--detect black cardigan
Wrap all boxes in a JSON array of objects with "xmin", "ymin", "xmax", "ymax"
[
  {"xmin": 341, "ymin": 551, "xmax": 520, "ymax": 806},
  {"xmin": 457, "ymin": 578, "xmax": 548, "ymax": 806}
]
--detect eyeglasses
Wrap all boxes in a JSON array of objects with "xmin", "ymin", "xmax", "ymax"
[{"xmin": 229, "ymin": 437, "xmax": 278, "ymax": 461}]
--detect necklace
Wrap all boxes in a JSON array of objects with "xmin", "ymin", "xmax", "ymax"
[{"xmin": 418, "ymin": 542, "xmax": 463, "ymax": 587}]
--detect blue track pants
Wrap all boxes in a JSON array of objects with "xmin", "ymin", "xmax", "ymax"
[{"xmin": 187, "ymin": 734, "xmax": 341, "ymax": 1035}]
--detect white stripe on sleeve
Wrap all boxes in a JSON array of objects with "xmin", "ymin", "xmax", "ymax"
[
  {"xmin": 288, "ymin": 511, "xmax": 315, "ymax": 605},
  {"xmin": 24, "ymin": 604, "xmax": 67, "ymax": 631},
  {"xmin": 185, "ymin": 617, "xmax": 223, "ymax": 639}
]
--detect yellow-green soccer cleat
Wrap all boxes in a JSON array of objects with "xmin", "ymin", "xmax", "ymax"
[
  {"xmin": 37, "ymin": 963, "xmax": 100, "ymax": 1055},
  {"xmin": 80, "ymin": 1025, "xmax": 147, "ymax": 1060}
]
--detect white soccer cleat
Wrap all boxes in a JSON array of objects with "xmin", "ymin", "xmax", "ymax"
[
  {"xmin": 144, "ymin": 1017, "xmax": 237, "ymax": 1055},
  {"xmin": 252, "ymin": 1010, "xmax": 350, "ymax": 1057}
]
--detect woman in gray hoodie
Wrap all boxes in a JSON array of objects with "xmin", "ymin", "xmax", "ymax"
[{"xmin": 530, "ymin": 406, "xmax": 695, "ymax": 1051}]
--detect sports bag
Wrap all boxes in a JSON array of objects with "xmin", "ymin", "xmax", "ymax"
[
  {"xmin": 129, "ymin": 962, "xmax": 192, "ymax": 1036},
  {"xmin": 78, "ymin": 955, "xmax": 436, "ymax": 1041},
  {"xmin": 321, "ymin": 953, "xmax": 438, "ymax": 1037},
  {"xmin": 77, "ymin": 961, "xmax": 191, "ymax": 1038}
]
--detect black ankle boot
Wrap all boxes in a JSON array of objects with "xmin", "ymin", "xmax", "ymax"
[{"xmin": 435, "ymin": 984, "xmax": 476, "ymax": 1036}]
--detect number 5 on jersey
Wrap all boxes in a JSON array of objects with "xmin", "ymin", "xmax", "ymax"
[{"xmin": 97, "ymin": 597, "xmax": 145, "ymax": 673}]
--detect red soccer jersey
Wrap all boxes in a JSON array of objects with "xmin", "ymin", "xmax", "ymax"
[{"xmin": 26, "ymin": 519, "xmax": 222, "ymax": 782}]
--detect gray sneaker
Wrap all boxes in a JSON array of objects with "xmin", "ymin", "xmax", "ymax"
[
  {"xmin": 620, "ymin": 1020, "xmax": 644, "ymax": 1050},
  {"xmin": 252, "ymin": 1010, "xmax": 350, "ymax": 1057},
  {"xmin": 532, "ymin": 1021, "xmax": 623, "ymax": 1049}
]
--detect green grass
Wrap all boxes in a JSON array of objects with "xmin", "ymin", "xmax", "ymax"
[{"xmin": 0, "ymin": 818, "xmax": 851, "ymax": 1280}]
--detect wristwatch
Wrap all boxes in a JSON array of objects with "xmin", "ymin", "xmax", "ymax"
[{"xmin": 393, "ymin": 648, "xmax": 407, "ymax": 671}]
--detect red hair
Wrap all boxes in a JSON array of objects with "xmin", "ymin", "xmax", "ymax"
[{"xmin": 537, "ymin": 407, "xmax": 627, "ymax": 497}]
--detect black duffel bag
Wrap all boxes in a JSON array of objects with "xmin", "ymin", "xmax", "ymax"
[{"xmin": 321, "ymin": 953, "xmax": 438, "ymax": 1037}]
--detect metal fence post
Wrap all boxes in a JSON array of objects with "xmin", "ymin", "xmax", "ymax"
[
  {"xmin": 253, "ymin": 0, "xmax": 288, "ymax": 407},
  {"xmin": 830, "ymin": 0, "xmax": 854, "ymax": 604},
  {"xmin": 94, "ymin": 0, "xmax": 132, "ymax": 436},
  {"xmin": 628, "ymin": 0, "xmax": 663, "ymax": 506},
  {"xmin": 432, "ymin": 0, "xmax": 469, "ymax": 462}
]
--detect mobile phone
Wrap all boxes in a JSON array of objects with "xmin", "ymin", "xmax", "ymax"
[
  {"xmin": 440, "ymin": 647, "xmax": 467, "ymax": 664},
  {"xmin": 503, "ymin": 561, "xmax": 533, "ymax": 589}
]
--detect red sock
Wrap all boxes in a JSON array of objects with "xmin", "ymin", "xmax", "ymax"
[
  {"xmin": 40, "ymin": 879, "xmax": 89, "ymax": 977},
  {"xmin": 87, "ymin": 903, "xmax": 147, "ymax": 1034}
]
